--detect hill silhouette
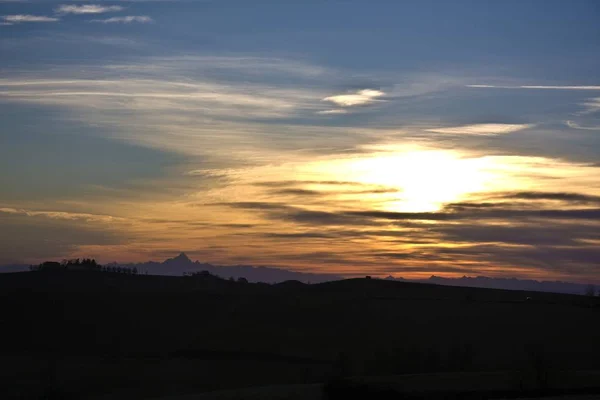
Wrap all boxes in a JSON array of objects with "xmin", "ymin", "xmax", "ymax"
[
  {"xmin": 3, "ymin": 253, "xmax": 594, "ymax": 295},
  {"xmin": 0, "ymin": 268, "xmax": 599, "ymax": 399},
  {"xmin": 418, "ymin": 274, "xmax": 595, "ymax": 295}
]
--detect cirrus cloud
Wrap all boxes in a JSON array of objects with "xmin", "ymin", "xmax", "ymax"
[
  {"xmin": 2, "ymin": 14, "xmax": 59, "ymax": 23},
  {"xmin": 317, "ymin": 109, "xmax": 349, "ymax": 115},
  {"xmin": 427, "ymin": 123, "xmax": 533, "ymax": 136},
  {"xmin": 467, "ymin": 84, "xmax": 600, "ymax": 90},
  {"xmin": 56, "ymin": 5, "xmax": 124, "ymax": 15},
  {"xmin": 91, "ymin": 16, "xmax": 153, "ymax": 23}
]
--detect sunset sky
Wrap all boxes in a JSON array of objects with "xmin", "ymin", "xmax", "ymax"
[{"xmin": 1, "ymin": 0, "xmax": 599, "ymax": 283}]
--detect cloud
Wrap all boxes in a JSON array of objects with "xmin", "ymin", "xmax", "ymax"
[
  {"xmin": 56, "ymin": 5, "xmax": 124, "ymax": 15},
  {"xmin": 427, "ymin": 123, "xmax": 532, "ymax": 135},
  {"xmin": 565, "ymin": 120, "xmax": 600, "ymax": 130},
  {"xmin": 91, "ymin": 16, "xmax": 153, "ymax": 23},
  {"xmin": 221, "ymin": 198, "xmax": 600, "ymax": 229},
  {"xmin": 467, "ymin": 84, "xmax": 600, "ymax": 136},
  {"xmin": 0, "ymin": 207, "xmax": 126, "ymax": 223},
  {"xmin": 434, "ymin": 221, "xmax": 600, "ymax": 247},
  {"xmin": 213, "ymin": 194, "xmax": 600, "ymax": 281},
  {"xmin": 2, "ymin": 15, "xmax": 59, "ymax": 23},
  {"xmin": 430, "ymin": 244, "xmax": 600, "ymax": 275},
  {"xmin": 0, "ymin": 77, "xmax": 323, "ymax": 130},
  {"xmin": 323, "ymin": 89, "xmax": 384, "ymax": 107},
  {"xmin": 0, "ymin": 57, "xmax": 377, "ymax": 164},
  {"xmin": 105, "ymin": 55, "xmax": 327, "ymax": 78},
  {"xmin": 272, "ymin": 188, "xmax": 322, "ymax": 196},
  {"xmin": 354, "ymin": 207, "xmax": 600, "ymax": 222},
  {"xmin": 264, "ymin": 232, "xmax": 337, "ymax": 239},
  {"xmin": 498, "ymin": 191, "xmax": 600, "ymax": 204},
  {"xmin": 0, "ymin": 207, "xmax": 128, "ymax": 264},
  {"xmin": 579, "ymin": 97, "xmax": 600, "ymax": 115},
  {"xmin": 270, "ymin": 186, "xmax": 397, "ymax": 197},
  {"xmin": 467, "ymin": 84, "xmax": 600, "ymax": 90},
  {"xmin": 317, "ymin": 109, "xmax": 348, "ymax": 115},
  {"xmin": 253, "ymin": 180, "xmax": 369, "ymax": 188}
]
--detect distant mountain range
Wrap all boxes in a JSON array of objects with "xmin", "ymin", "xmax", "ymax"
[
  {"xmin": 106, "ymin": 252, "xmax": 343, "ymax": 284},
  {"xmin": 383, "ymin": 275, "xmax": 591, "ymax": 296},
  {"xmin": 0, "ymin": 253, "xmax": 593, "ymax": 295},
  {"xmin": 415, "ymin": 275, "xmax": 592, "ymax": 296},
  {"xmin": 0, "ymin": 264, "xmax": 30, "ymax": 273}
]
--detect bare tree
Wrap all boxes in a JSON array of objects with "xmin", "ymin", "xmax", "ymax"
[{"xmin": 584, "ymin": 284, "xmax": 596, "ymax": 297}]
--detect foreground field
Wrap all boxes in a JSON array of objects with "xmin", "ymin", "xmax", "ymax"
[
  {"xmin": 0, "ymin": 271, "xmax": 598, "ymax": 399},
  {"xmin": 154, "ymin": 371, "xmax": 600, "ymax": 400}
]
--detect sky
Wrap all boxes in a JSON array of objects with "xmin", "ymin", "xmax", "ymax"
[{"xmin": 1, "ymin": 0, "xmax": 599, "ymax": 283}]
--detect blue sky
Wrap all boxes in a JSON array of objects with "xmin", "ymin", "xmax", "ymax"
[{"xmin": 1, "ymin": 0, "xmax": 599, "ymax": 283}]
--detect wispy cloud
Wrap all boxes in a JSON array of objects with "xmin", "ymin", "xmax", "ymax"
[
  {"xmin": 0, "ymin": 206, "xmax": 131, "ymax": 264},
  {"xmin": 56, "ymin": 5, "xmax": 124, "ymax": 15},
  {"xmin": 2, "ymin": 14, "xmax": 59, "ymax": 23},
  {"xmin": 0, "ymin": 207, "xmax": 125, "ymax": 223},
  {"xmin": 580, "ymin": 97, "xmax": 600, "ymax": 115},
  {"xmin": 0, "ymin": 77, "xmax": 320, "ymax": 119},
  {"xmin": 0, "ymin": 57, "xmax": 337, "ymax": 159},
  {"xmin": 565, "ymin": 120, "xmax": 600, "ymax": 131},
  {"xmin": 497, "ymin": 191, "xmax": 600, "ymax": 204},
  {"xmin": 91, "ymin": 16, "xmax": 153, "ymax": 23},
  {"xmin": 317, "ymin": 109, "xmax": 348, "ymax": 115},
  {"xmin": 468, "ymin": 84, "xmax": 600, "ymax": 90},
  {"xmin": 427, "ymin": 123, "xmax": 532, "ymax": 135},
  {"xmin": 323, "ymin": 89, "xmax": 384, "ymax": 107},
  {"xmin": 105, "ymin": 55, "xmax": 327, "ymax": 78}
]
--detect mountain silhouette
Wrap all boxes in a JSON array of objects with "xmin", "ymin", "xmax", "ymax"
[
  {"xmin": 164, "ymin": 252, "xmax": 192, "ymax": 265},
  {"xmin": 114, "ymin": 254, "xmax": 343, "ymax": 283}
]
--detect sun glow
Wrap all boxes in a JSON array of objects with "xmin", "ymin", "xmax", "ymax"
[{"xmin": 303, "ymin": 148, "xmax": 498, "ymax": 212}]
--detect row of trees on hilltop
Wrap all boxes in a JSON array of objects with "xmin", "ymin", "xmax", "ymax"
[
  {"xmin": 30, "ymin": 259, "xmax": 138, "ymax": 275},
  {"xmin": 184, "ymin": 270, "xmax": 249, "ymax": 283},
  {"xmin": 102, "ymin": 266, "xmax": 138, "ymax": 275}
]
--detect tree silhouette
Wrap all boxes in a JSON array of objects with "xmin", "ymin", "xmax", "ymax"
[{"xmin": 584, "ymin": 284, "xmax": 596, "ymax": 297}]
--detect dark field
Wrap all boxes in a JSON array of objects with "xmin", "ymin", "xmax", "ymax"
[{"xmin": 1, "ymin": 271, "xmax": 599, "ymax": 399}]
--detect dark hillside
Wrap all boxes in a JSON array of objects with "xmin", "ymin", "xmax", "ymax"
[{"xmin": 0, "ymin": 271, "xmax": 599, "ymax": 399}]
